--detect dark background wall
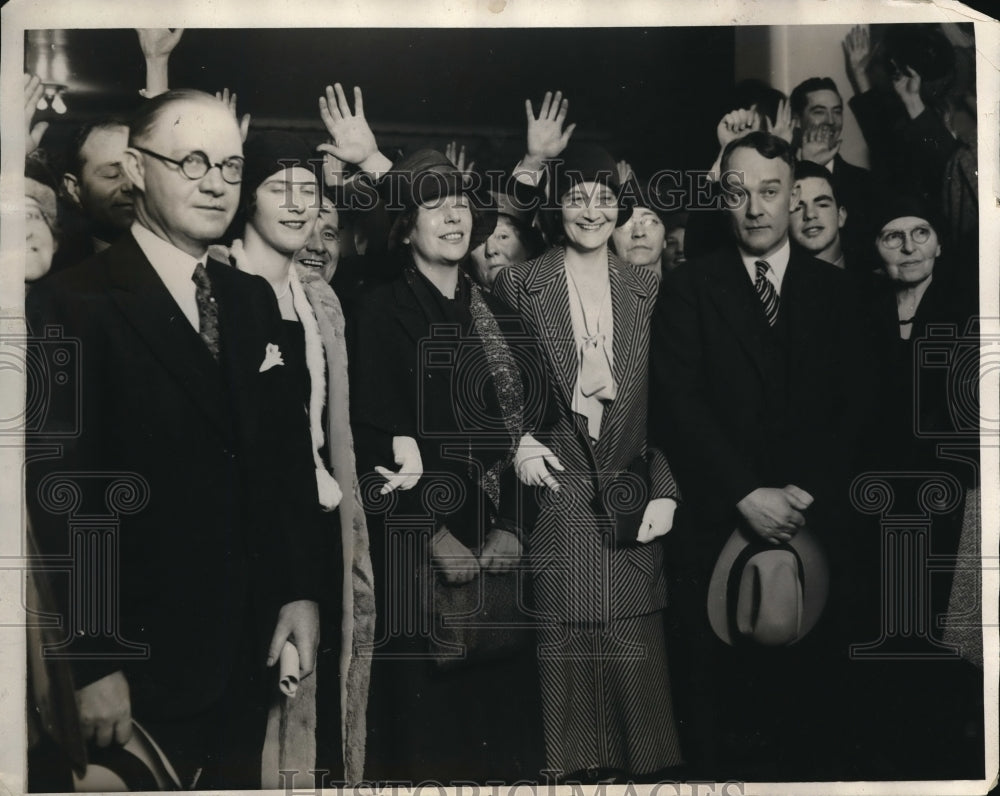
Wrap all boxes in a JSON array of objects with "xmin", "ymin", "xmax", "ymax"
[{"xmin": 26, "ymin": 26, "xmax": 737, "ymax": 178}]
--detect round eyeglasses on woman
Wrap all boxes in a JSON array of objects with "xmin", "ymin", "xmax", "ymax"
[
  {"xmin": 879, "ymin": 225, "xmax": 932, "ymax": 250},
  {"xmin": 133, "ymin": 146, "xmax": 244, "ymax": 184}
]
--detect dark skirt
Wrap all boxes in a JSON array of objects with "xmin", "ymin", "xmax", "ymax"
[{"xmin": 363, "ymin": 523, "xmax": 545, "ymax": 784}]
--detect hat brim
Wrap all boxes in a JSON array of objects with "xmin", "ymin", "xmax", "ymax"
[
  {"xmin": 73, "ymin": 720, "xmax": 182, "ymax": 792},
  {"xmin": 707, "ymin": 526, "xmax": 829, "ymax": 646}
]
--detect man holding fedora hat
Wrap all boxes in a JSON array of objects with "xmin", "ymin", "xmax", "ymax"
[
  {"xmin": 26, "ymin": 89, "xmax": 325, "ymax": 788},
  {"xmin": 651, "ymin": 131, "xmax": 870, "ymax": 781}
]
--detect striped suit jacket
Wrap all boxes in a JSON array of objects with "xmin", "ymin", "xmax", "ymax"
[{"xmin": 493, "ymin": 247, "xmax": 679, "ymax": 625}]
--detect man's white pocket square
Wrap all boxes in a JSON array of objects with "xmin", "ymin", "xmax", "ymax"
[{"xmin": 259, "ymin": 343, "xmax": 284, "ymax": 372}]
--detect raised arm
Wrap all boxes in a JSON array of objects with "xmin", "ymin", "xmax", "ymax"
[
  {"xmin": 215, "ymin": 88, "xmax": 251, "ymax": 143},
  {"xmin": 135, "ymin": 28, "xmax": 183, "ymax": 98},
  {"xmin": 317, "ymin": 83, "xmax": 392, "ymax": 178},
  {"xmin": 24, "ymin": 73, "xmax": 49, "ymax": 154},
  {"xmin": 512, "ymin": 90, "xmax": 577, "ymax": 189},
  {"xmin": 843, "ymin": 24, "xmax": 873, "ymax": 96}
]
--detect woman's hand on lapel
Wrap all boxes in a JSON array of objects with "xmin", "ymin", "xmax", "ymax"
[{"xmin": 374, "ymin": 435, "xmax": 423, "ymax": 495}]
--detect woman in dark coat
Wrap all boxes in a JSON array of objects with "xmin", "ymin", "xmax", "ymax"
[
  {"xmin": 854, "ymin": 194, "xmax": 982, "ymax": 780},
  {"xmin": 349, "ymin": 150, "xmax": 545, "ymax": 783}
]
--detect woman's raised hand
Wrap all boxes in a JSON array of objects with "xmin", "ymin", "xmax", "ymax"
[
  {"xmin": 524, "ymin": 90, "xmax": 577, "ymax": 171},
  {"xmin": 23, "ymin": 74, "xmax": 48, "ymax": 154},
  {"xmin": 318, "ymin": 83, "xmax": 379, "ymax": 168},
  {"xmin": 445, "ymin": 140, "xmax": 476, "ymax": 185},
  {"xmin": 215, "ymin": 88, "xmax": 251, "ymax": 142}
]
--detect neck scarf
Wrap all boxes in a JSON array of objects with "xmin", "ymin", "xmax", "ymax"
[{"xmin": 403, "ymin": 266, "xmax": 524, "ymax": 510}]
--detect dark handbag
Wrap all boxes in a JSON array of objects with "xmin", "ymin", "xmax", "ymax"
[
  {"xmin": 428, "ymin": 566, "xmax": 533, "ymax": 671},
  {"xmin": 599, "ymin": 454, "xmax": 650, "ymax": 546}
]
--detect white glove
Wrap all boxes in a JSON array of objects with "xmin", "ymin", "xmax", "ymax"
[
  {"xmin": 636, "ymin": 498, "xmax": 677, "ymax": 544},
  {"xmin": 374, "ymin": 435, "xmax": 423, "ymax": 495},
  {"xmin": 513, "ymin": 433, "xmax": 563, "ymax": 491}
]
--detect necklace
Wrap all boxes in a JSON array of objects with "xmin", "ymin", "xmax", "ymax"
[{"xmin": 274, "ymin": 277, "xmax": 292, "ymax": 300}]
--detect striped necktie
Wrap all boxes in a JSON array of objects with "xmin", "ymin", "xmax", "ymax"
[
  {"xmin": 191, "ymin": 262, "xmax": 220, "ymax": 360},
  {"xmin": 754, "ymin": 260, "xmax": 780, "ymax": 327}
]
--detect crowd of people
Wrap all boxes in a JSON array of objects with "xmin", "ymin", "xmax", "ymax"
[{"xmin": 22, "ymin": 22, "xmax": 983, "ymax": 790}]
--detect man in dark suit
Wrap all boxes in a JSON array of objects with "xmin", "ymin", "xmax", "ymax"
[
  {"xmin": 652, "ymin": 132, "xmax": 868, "ymax": 781},
  {"xmin": 26, "ymin": 89, "xmax": 325, "ymax": 788}
]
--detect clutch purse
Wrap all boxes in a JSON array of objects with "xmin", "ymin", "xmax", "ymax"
[
  {"xmin": 428, "ymin": 568, "xmax": 533, "ymax": 671},
  {"xmin": 598, "ymin": 454, "xmax": 650, "ymax": 546}
]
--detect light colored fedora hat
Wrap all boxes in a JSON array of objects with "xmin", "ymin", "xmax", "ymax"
[{"xmin": 707, "ymin": 526, "xmax": 829, "ymax": 646}]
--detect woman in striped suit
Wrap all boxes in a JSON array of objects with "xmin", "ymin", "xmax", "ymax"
[{"xmin": 492, "ymin": 143, "xmax": 684, "ymax": 781}]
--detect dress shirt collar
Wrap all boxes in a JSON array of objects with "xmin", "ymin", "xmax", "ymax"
[
  {"xmin": 131, "ymin": 222, "xmax": 205, "ymax": 278},
  {"xmin": 739, "ymin": 237, "xmax": 791, "ymax": 295},
  {"xmin": 130, "ymin": 222, "xmax": 204, "ymax": 329}
]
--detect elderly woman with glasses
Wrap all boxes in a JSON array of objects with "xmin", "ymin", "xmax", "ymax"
[{"xmin": 852, "ymin": 193, "xmax": 982, "ymax": 779}]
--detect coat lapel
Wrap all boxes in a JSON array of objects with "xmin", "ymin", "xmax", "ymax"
[
  {"xmin": 600, "ymin": 254, "xmax": 651, "ymax": 439},
  {"xmin": 607, "ymin": 253, "xmax": 647, "ymax": 400},
  {"xmin": 106, "ymin": 234, "xmax": 228, "ymax": 434},
  {"xmin": 523, "ymin": 248, "xmax": 578, "ymax": 415},
  {"xmin": 706, "ymin": 247, "xmax": 770, "ymax": 384},
  {"xmin": 394, "ymin": 274, "xmax": 439, "ymax": 344},
  {"xmin": 781, "ymin": 250, "xmax": 825, "ymax": 372}
]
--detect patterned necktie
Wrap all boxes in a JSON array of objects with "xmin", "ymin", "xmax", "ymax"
[
  {"xmin": 754, "ymin": 259, "xmax": 780, "ymax": 327},
  {"xmin": 191, "ymin": 262, "xmax": 220, "ymax": 360}
]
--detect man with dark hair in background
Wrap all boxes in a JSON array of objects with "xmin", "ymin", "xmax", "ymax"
[
  {"xmin": 789, "ymin": 76, "xmax": 876, "ymax": 269},
  {"xmin": 51, "ymin": 119, "xmax": 135, "ymax": 272}
]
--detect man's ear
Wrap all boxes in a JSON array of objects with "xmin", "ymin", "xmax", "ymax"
[
  {"xmin": 62, "ymin": 173, "xmax": 81, "ymax": 208},
  {"xmin": 837, "ymin": 206, "xmax": 847, "ymax": 230},
  {"xmin": 122, "ymin": 148, "xmax": 146, "ymax": 193}
]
